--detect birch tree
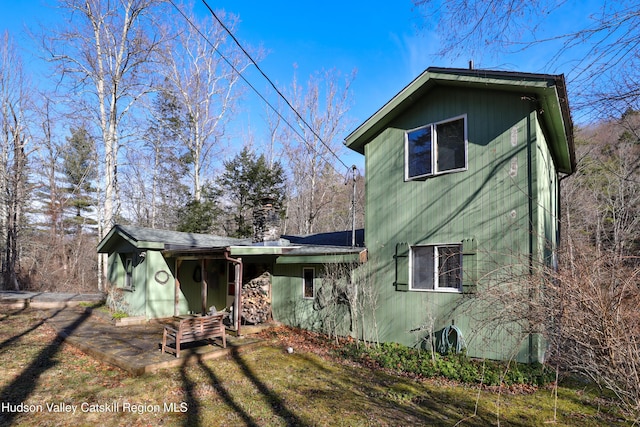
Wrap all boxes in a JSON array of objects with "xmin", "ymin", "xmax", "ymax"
[
  {"xmin": 279, "ymin": 68, "xmax": 356, "ymax": 235},
  {"xmin": 44, "ymin": 0, "xmax": 163, "ymax": 288},
  {"xmin": 160, "ymin": 9, "xmax": 251, "ymax": 202},
  {"xmin": 0, "ymin": 32, "xmax": 32, "ymax": 290}
]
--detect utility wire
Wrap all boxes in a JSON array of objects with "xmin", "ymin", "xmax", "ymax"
[
  {"xmin": 167, "ymin": 1, "xmax": 309, "ymax": 153},
  {"xmin": 199, "ymin": 0, "xmax": 352, "ymax": 173}
]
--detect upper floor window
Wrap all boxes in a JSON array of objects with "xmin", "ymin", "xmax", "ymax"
[
  {"xmin": 405, "ymin": 115, "xmax": 467, "ymax": 180},
  {"xmin": 410, "ymin": 244, "xmax": 462, "ymax": 292}
]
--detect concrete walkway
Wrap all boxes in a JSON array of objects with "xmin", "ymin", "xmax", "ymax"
[
  {"xmin": 0, "ymin": 290, "xmax": 105, "ymax": 309},
  {"xmin": 1, "ymin": 291, "xmax": 263, "ymax": 376}
]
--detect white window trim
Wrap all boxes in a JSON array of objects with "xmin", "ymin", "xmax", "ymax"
[
  {"xmin": 409, "ymin": 244, "xmax": 463, "ymax": 293},
  {"xmin": 404, "ymin": 114, "xmax": 468, "ymax": 181},
  {"xmin": 302, "ymin": 267, "xmax": 315, "ymax": 299}
]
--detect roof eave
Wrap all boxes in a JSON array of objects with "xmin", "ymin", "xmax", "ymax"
[
  {"xmin": 97, "ymin": 224, "xmax": 164, "ymax": 253},
  {"xmin": 344, "ymin": 67, "xmax": 575, "ymax": 174}
]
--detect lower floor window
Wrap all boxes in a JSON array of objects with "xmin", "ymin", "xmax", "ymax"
[
  {"xmin": 124, "ymin": 257, "xmax": 133, "ymax": 290},
  {"xmin": 411, "ymin": 244, "xmax": 462, "ymax": 291},
  {"xmin": 303, "ymin": 267, "xmax": 315, "ymax": 299}
]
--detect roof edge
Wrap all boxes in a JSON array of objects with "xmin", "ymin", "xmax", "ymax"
[{"xmin": 344, "ymin": 67, "xmax": 575, "ymax": 174}]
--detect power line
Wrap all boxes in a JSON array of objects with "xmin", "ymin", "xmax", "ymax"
[
  {"xmin": 166, "ymin": 0, "xmax": 308, "ymax": 151},
  {"xmin": 198, "ymin": 0, "xmax": 352, "ymax": 173}
]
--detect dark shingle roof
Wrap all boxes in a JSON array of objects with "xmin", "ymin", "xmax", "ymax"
[
  {"xmin": 97, "ymin": 224, "xmax": 251, "ymax": 253},
  {"xmin": 98, "ymin": 225, "xmax": 366, "ymax": 259},
  {"xmin": 283, "ymin": 229, "xmax": 364, "ymax": 247}
]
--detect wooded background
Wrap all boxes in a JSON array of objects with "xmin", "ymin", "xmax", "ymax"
[
  {"xmin": 1, "ymin": 0, "xmax": 639, "ymax": 413},
  {"xmin": 0, "ymin": 1, "xmax": 364, "ymax": 293}
]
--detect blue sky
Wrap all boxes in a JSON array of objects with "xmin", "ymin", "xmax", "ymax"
[
  {"xmin": 1, "ymin": 0, "xmax": 456, "ymax": 171},
  {"xmin": 1, "ymin": 1, "xmax": 600, "ymax": 172},
  {"xmin": 189, "ymin": 0, "xmax": 451, "ymax": 170}
]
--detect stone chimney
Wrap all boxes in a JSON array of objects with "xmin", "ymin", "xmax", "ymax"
[{"xmin": 252, "ymin": 196, "xmax": 281, "ymax": 244}]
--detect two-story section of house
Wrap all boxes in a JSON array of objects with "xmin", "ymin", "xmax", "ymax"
[{"xmin": 345, "ymin": 67, "xmax": 575, "ymax": 362}]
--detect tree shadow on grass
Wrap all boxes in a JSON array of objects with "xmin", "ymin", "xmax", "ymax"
[
  {"xmin": 229, "ymin": 347, "xmax": 306, "ymax": 426},
  {"xmin": 195, "ymin": 356, "xmax": 260, "ymax": 427},
  {"xmin": 179, "ymin": 360, "xmax": 201, "ymax": 427},
  {"xmin": 0, "ymin": 308, "xmax": 91, "ymax": 426},
  {"xmin": 0, "ymin": 308, "xmax": 65, "ymax": 353},
  {"xmin": 179, "ymin": 347, "xmax": 306, "ymax": 427}
]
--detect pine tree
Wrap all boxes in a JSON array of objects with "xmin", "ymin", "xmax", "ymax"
[
  {"xmin": 218, "ymin": 147, "xmax": 286, "ymax": 238},
  {"xmin": 62, "ymin": 127, "xmax": 98, "ymax": 234},
  {"xmin": 176, "ymin": 183, "xmax": 221, "ymax": 234}
]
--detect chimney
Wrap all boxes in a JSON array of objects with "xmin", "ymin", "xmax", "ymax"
[{"xmin": 252, "ymin": 196, "xmax": 281, "ymax": 244}]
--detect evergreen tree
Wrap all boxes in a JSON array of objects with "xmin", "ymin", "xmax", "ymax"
[
  {"xmin": 176, "ymin": 183, "xmax": 221, "ymax": 234},
  {"xmin": 135, "ymin": 86, "xmax": 190, "ymax": 229},
  {"xmin": 218, "ymin": 147, "xmax": 286, "ymax": 238},
  {"xmin": 62, "ymin": 127, "xmax": 98, "ymax": 234}
]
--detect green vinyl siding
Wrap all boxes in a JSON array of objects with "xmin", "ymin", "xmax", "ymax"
[{"xmin": 535, "ymin": 119, "xmax": 560, "ymax": 267}]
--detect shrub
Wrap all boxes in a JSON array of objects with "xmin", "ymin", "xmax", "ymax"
[{"xmin": 341, "ymin": 341, "xmax": 554, "ymax": 387}]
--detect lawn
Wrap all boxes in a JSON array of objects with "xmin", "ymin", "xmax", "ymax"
[{"xmin": 0, "ymin": 307, "xmax": 631, "ymax": 426}]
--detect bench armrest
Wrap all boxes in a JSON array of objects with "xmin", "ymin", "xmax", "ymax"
[{"xmin": 164, "ymin": 325, "xmax": 179, "ymax": 334}]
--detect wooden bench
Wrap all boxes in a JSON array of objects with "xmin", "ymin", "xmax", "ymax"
[{"xmin": 161, "ymin": 313, "xmax": 226, "ymax": 358}]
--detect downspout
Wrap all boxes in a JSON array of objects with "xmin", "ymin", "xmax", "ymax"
[
  {"xmin": 351, "ymin": 165, "xmax": 357, "ymax": 247},
  {"xmin": 225, "ymin": 250, "xmax": 243, "ymax": 336},
  {"xmin": 527, "ymin": 111, "xmax": 535, "ymax": 364}
]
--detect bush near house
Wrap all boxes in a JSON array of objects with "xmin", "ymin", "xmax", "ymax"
[{"xmin": 342, "ymin": 342, "xmax": 556, "ymax": 387}]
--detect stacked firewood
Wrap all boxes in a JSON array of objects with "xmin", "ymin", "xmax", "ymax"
[{"xmin": 241, "ymin": 272, "xmax": 272, "ymax": 324}]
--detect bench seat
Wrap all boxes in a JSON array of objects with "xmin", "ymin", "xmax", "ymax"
[{"xmin": 161, "ymin": 313, "xmax": 226, "ymax": 358}]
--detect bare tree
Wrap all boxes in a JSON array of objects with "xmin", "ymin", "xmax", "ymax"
[
  {"xmin": 413, "ymin": 0, "xmax": 640, "ymax": 116},
  {"xmin": 442, "ymin": 116, "xmax": 640, "ymax": 415},
  {"xmin": 0, "ymin": 32, "xmax": 32, "ymax": 290},
  {"xmin": 572, "ymin": 114, "xmax": 640, "ymax": 262},
  {"xmin": 160, "ymin": 8, "xmax": 251, "ymax": 202},
  {"xmin": 318, "ymin": 256, "xmax": 380, "ymax": 346},
  {"xmin": 28, "ymin": 96, "xmax": 69, "ymax": 290},
  {"xmin": 44, "ymin": 0, "xmax": 164, "ymax": 288},
  {"xmin": 278, "ymin": 68, "xmax": 356, "ymax": 235}
]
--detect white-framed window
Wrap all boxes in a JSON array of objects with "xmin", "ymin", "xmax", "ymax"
[
  {"xmin": 302, "ymin": 267, "xmax": 315, "ymax": 299},
  {"xmin": 405, "ymin": 115, "xmax": 467, "ymax": 180},
  {"xmin": 410, "ymin": 244, "xmax": 462, "ymax": 292}
]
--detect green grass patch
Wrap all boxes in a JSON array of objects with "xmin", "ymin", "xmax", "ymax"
[{"xmin": 90, "ymin": 304, "xmax": 128, "ymax": 320}]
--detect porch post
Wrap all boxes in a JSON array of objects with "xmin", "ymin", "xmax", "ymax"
[
  {"xmin": 234, "ymin": 258, "xmax": 242, "ymax": 335},
  {"xmin": 174, "ymin": 259, "xmax": 182, "ymax": 316},
  {"xmin": 201, "ymin": 259, "xmax": 208, "ymax": 314},
  {"xmin": 224, "ymin": 250, "xmax": 243, "ymax": 335}
]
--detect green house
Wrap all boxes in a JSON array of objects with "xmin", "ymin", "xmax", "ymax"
[
  {"xmin": 343, "ymin": 67, "xmax": 575, "ymax": 363},
  {"xmin": 97, "ymin": 67, "xmax": 574, "ymax": 363},
  {"xmin": 97, "ymin": 224, "xmax": 365, "ymax": 336}
]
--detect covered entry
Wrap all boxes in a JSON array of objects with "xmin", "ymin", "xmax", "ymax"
[{"xmin": 165, "ymin": 248, "xmax": 243, "ymax": 334}]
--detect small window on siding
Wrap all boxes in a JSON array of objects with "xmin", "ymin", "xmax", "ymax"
[
  {"xmin": 410, "ymin": 244, "xmax": 462, "ymax": 292},
  {"xmin": 405, "ymin": 115, "xmax": 467, "ymax": 180},
  {"xmin": 124, "ymin": 257, "xmax": 133, "ymax": 290},
  {"xmin": 303, "ymin": 267, "xmax": 315, "ymax": 299}
]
